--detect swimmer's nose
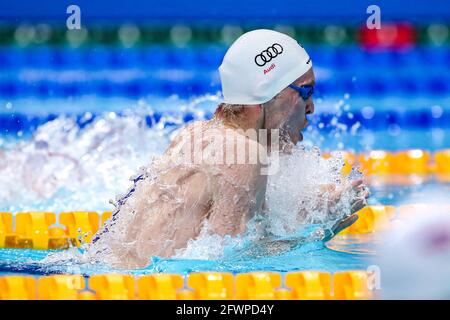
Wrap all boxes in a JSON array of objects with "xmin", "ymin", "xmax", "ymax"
[{"xmin": 306, "ymin": 101, "xmax": 314, "ymax": 115}]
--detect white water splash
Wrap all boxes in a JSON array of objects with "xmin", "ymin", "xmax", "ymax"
[{"xmin": 265, "ymin": 147, "xmax": 356, "ymax": 237}]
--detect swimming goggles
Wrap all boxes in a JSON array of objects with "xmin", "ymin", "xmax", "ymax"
[{"xmin": 288, "ymin": 84, "xmax": 314, "ymax": 101}]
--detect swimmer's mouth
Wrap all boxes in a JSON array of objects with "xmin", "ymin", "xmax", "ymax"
[
  {"xmin": 298, "ymin": 119, "xmax": 309, "ymax": 142},
  {"xmin": 303, "ymin": 118, "xmax": 309, "ymax": 129}
]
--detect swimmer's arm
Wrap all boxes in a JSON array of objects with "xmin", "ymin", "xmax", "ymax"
[
  {"xmin": 319, "ymin": 213, "xmax": 359, "ymax": 242},
  {"xmin": 243, "ymin": 213, "xmax": 360, "ymax": 258}
]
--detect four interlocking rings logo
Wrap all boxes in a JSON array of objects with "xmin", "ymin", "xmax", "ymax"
[{"xmin": 254, "ymin": 43, "xmax": 284, "ymax": 67}]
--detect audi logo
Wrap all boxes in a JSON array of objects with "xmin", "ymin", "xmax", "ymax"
[{"xmin": 254, "ymin": 43, "xmax": 284, "ymax": 67}]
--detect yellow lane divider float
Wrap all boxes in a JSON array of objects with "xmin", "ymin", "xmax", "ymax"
[
  {"xmin": 2, "ymin": 205, "xmax": 448, "ymax": 300},
  {"xmin": 1, "ymin": 204, "xmax": 450, "ymax": 249},
  {"xmin": 0, "ymin": 271, "xmax": 377, "ymax": 300},
  {"xmin": 0, "ymin": 206, "xmax": 412, "ymax": 300},
  {"xmin": 0, "ymin": 211, "xmax": 111, "ymax": 250},
  {"xmin": 324, "ymin": 148, "xmax": 450, "ymax": 183}
]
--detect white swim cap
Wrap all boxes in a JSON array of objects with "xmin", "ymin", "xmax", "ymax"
[{"xmin": 219, "ymin": 29, "xmax": 312, "ymax": 105}]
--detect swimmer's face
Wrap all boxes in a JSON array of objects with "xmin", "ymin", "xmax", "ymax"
[{"xmin": 263, "ymin": 68, "xmax": 315, "ymax": 144}]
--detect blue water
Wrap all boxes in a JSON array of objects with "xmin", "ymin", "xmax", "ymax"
[
  {"xmin": 0, "ymin": 43, "xmax": 449, "ymax": 276},
  {"xmin": 0, "ymin": 237, "xmax": 372, "ymax": 276}
]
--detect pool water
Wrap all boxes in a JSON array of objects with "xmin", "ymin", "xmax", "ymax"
[
  {"xmin": 0, "ymin": 235, "xmax": 373, "ymax": 276},
  {"xmin": 1, "ymin": 43, "xmax": 449, "ymax": 277}
]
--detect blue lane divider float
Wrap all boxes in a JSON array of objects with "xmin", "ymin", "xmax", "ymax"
[
  {"xmin": 0, "ymin": 45, "xmax": 448, "ymax": 70},
  {"xmin": 0, "ymin": 77, "xmax": 222, "ymax": 99},
  {"xmin": 0, "ymin": 45, "xmax": 449, "ymax": 98},
  {"xmin": 0, "ymin": 74, "xmax": 449, "ymax": 98},
  {"xmin": 0, "ymin": 108, "xmax": 448, "ymax": 135},
  {"xmin": 0, "ymin": 46, "xmax": 227, "ymax": 69}
]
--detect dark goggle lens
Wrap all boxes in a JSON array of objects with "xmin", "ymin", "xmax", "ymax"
[
  {"xmin": 300, "ymin": 85, "xmax": 314, "ymax": 100},
  {"xmin": 289, "ymin": 84, "xmax": 314, "ymax": 100}
]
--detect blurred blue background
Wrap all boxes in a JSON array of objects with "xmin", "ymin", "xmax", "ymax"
[{"xmin": 1, "ymin": 0, "xmax": 450, "ymax": 22}]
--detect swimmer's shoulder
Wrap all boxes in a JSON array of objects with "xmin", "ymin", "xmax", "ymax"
[
  {"xmin": 217, "ymin": 133, "xmax": 267, "ymax": 184},
  {"xmin": 228, "ymin": 130, "xmax": 268, "ymax": 168},
  {"xmin": 165, "ymin": 120, "xmax": 204, "ymax": 149},
  {"xmin": 173, "ymin": 120, "xmax": 209, "ymax": 139}
]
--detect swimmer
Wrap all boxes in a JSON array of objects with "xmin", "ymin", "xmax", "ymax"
[{"xmin": 89, "ymin": 29, "xmax": 369, "ymax": 268}]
